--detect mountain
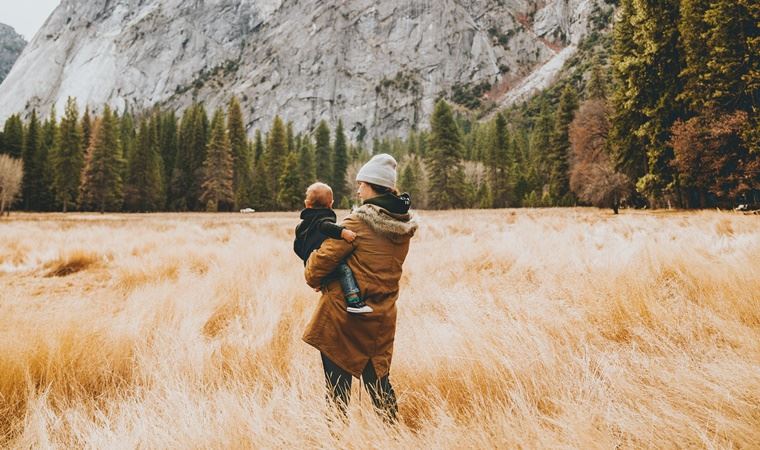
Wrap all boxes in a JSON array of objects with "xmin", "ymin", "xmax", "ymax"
[
  {"xmin": 0, "ymin": 0, "xmax": 613, "ymax": 139},
  {"xmin": 0, "ymin": 24, "xmax": 26, "ymax": 85}
]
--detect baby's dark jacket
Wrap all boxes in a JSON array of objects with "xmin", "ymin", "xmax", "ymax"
[{"xmin": 293, "ymin": 208, "xmax": 345, "ymax": 264}]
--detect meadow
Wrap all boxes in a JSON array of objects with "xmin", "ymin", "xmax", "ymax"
[{"xmin": 1, "ymin": 209, "xmax": 759, "ymax": 448}]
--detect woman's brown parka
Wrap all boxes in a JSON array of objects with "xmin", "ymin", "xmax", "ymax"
[{"xmin": 302, "ymin": 203, "xmax": 417, "ymax": 378}]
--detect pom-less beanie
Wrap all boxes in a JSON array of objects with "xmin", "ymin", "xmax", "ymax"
[{"xmin": 356, "ymin": 153, "xmax": 397, "ymax": 189}]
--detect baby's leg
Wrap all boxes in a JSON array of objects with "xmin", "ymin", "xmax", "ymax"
[
  {"xmin": 336, "ymin": 262, "xmax": 361, "ymax": 303},
  {"xmin": 336, "ymin": 263, "xmax": 373, "ymax": 313}
]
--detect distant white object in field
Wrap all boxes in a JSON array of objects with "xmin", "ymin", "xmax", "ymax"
[{"xmin": 240, "ymin": 208, "xmax": 256, "ymax": 213}]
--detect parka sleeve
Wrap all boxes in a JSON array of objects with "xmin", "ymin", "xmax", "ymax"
[{"xmin": 304, "ymin": 216, "xmax": 357, "ymax": 288}]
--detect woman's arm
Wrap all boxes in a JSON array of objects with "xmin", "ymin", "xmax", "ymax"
[{"xmin": 304, "ymin": 217, "xmax": 357, "ymax": 288}]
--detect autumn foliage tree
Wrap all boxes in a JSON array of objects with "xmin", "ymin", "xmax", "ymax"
[
  {"xmin": 0, "ymin": 154, "xmax": 23, "ymax": 216},
  {"xmin": 569, "ymin": 99, "xmax": 630, "ymax": 214},
  {"xmin": 671, "ymin": 111, "xmax": 759, "ymax": 208}
]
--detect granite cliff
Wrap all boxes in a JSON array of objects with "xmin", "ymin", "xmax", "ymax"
[{"xmin": 0, "ymin": 0, "xmax": 612, "ymax": 139}]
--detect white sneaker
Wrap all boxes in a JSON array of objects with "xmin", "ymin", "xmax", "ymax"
[{"xmin": 347, "ymin": 304, "xmax": 373, "ymax": 314}]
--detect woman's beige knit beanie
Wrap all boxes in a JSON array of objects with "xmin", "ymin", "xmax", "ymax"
[{"xmin": 356, "ymin": 153, "xmax": 397, "ymax": 189}]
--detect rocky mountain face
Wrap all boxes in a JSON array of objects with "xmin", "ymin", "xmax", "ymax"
[
  {"xmin": 0, "ymin": 24, "xmax": 26, "ymax": 86},
  {"xmin": 0, "ymin": 0, "xmax": 611, "ymax": 140}
]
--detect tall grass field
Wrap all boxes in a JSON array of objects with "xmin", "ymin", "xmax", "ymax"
[{"xmin": 1, "ymin": 209, "xmax": 759, "ymax": 448}]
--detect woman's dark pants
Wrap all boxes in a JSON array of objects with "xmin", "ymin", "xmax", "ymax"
[{"xmin": 320, "ymin": 353, "xmax": 398, "ymax": 422}]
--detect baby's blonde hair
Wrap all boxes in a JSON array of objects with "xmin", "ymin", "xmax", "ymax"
[{"xmin": 305, "ymin": 182, "xmax": 333, "ymax": 208}]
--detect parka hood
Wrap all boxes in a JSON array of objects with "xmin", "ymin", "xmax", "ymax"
[{"xmin": 353, "ymin": 203, "xmax": 418, "ymax": 243}]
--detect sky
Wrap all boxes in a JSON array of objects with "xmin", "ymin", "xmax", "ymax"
[{"xmin": 0, "ymin": 0, "xmax": 61, "ymax": 40}]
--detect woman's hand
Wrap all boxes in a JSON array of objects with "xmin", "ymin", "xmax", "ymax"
[{"xmin": 341, "ymin": 229, "xmax": 357, "ymax": 243}]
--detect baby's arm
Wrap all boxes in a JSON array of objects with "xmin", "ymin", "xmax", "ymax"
[{"xmin": 318, "ymin": 220, "xmax": 356, "ymax": 243}]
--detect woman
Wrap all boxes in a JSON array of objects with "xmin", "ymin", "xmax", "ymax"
[{"xmin": 302, "ymin": 153, "xmax": 417, "ymax": 421}]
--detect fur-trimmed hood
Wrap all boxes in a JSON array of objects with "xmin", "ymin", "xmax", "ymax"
[{"xmin": 353, "ymin": 203, "xmax": 418, "ymax": 243}]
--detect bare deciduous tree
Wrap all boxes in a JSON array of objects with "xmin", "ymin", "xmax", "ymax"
[
  {"xmin": 569, "ymin": 99, "xmax": 631, "ymax": 214},
  {"xmin": 0, "ymin": 154, "xmax": 24, "ymax": 216}
]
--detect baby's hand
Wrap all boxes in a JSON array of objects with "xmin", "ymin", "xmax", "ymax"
[{"xmin": 341, "ymin": 229, "xmax": 357, "ymax": 243}]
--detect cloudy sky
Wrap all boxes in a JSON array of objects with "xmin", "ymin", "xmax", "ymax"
[{"xmin": 1, "ymin": 0, "xmax": 61, "ymax": 40}]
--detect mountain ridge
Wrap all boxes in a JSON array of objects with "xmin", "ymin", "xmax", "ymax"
[
  {"xmin": 0, "ymin": 0, "xmax": 613, "ymax": 139},
  {"xmin": 0, "ymin": 23, "xmax": 27, "ymax": 86}
]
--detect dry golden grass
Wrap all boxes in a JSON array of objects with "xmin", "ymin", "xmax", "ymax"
[{"xmin": 0, "ymin": 209, "xmax": 759, "ymax": 448}]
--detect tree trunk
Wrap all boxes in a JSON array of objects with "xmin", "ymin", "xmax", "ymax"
[{"xmin": 63, "ymin": 199, "xmax": 68, "ymax": 213}]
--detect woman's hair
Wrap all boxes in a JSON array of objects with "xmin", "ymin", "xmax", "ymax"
[{"xmin": 366, "ymin": 182, "xmax": 398, "ymax": 196}]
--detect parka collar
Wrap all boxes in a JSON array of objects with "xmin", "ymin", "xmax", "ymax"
[
  {"xmin": 353, "ymin": 202, "xmax": 417, "ymax": 242},
  {"xmin": 362, "ymin": 192, "xmax": 411, "ymax": 215}
]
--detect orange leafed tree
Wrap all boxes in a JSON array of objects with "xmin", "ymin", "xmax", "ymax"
[
  {"xmin": 671, "ymin": 110, "xmax": 759, "ymax": 208},
  {"xmin": 569, "ymin": 99, "xmax": 630, "ymax": 214}
]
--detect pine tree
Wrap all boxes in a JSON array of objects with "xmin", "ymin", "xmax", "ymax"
[
  {"xmin": 332, "ymin": 119, "xmax": 349, "ymax": 205},
  {"xmin": 417, "ymin": 130, "xmax": 429, "ymax": 158},
  {"xmin": 509, "ymin": 127, "xmax": 526, "ymax": 198},
  {"xmin": 678, "ymin": 0, "xmax": 711, "ymax": 114},
  {"xmin": 170, "ymin": 106, "xmax": 196, "ymax": 210},
  {"xmin": 286, "ymin": 121, "xmax": 295, "ymax": 154},
  {"xmin": 294, "ymin": 132, "xmax": 303, "ymax": 158},
  {"xmin": 489, "ymin": 112, "xmax": 512, "ymax": 207},
  {"xmin": 125, "ymin": 117, "xmax": 164, "ymax": 211},
  {"xmin": 265, "ymin": 116, "xmax": 288, "ymax": 207},
  {"xmin": 634, "ymin": 0, "xmax": 683, "ymax": 205},
  {"xmin": 81, "ymin": 106, "xmax": 92, "ymax": 151},
  {"xmin": 79, "ymin": 105, "xmax": 125, "ymax": 212},
  {"xmin": 587, "ymin": 57, "xmax": 607, "ymax": 100},
  {"xmin": 547, "ymin": 84, "xmax": 578, "ymax": 204},
  {"xmin": 149, "ymin": 112, "xmax": 166, "ymax": 209},
  {"xmin": 227, "ymin": 97, "xmax": 254, "ymax": 208},
  {"xmin": 476, "ymin": 181, "xmax": 492, "ymax": 209},
  {"xmin": 314, "ymin": 120, "xmax": 331, "ymax": 182},
  {"xmin": 407, "ymin": 132, "xmax": 418, "ymax": 156},
  {"xmin": 200, "ymin": 108, "xmax": 234, "ymax": 212},
  {"xmin": 38, "ymin": 107, "xmax": 58, "ymax": 211},
  {"xmin": 253, "ymin": 129, "xmax": 264, "ymax": 163},
  {"xmin": 52, "ymin": 97, "xmax": 84, "ymax": 212},
  {"xmin": 529, "ymin": 103, "xmax": 554, "ymax": 191},
  {"xmin": 703, "ymin": 0, "xmax": 755, "ymax": 113},
  {"xmin": 609, "ymin": 0, "xmax": 648, "ymax": 189},
  {"xmin": 2, "ymin": 114, "xmax": 24, "ymax": 158},
  {"xmin": 21, "ymin": 110, "xmax": 43, "ymax": 210},
  {"xmin": 277, "ymin": 152, "xmax": 302, "ymax": 210},
  {"xmin": 190, "ymin": 104, "xmax": 209, "ymax": 210},
  {"xmin": 399, "ymin": 157, "xmax": 422, "ymax": 206},
  {"xmin": 427, "ymin": 99, "xmax": 466, "ymax": 209},
  {"xmin": 160, "ymin": 110, "xmax": 178, "ymax": 202},
  {"xmin": 298, "ymin": 136, "xmax": 316, "ymax": 195},
  {"xmin": 119, "ymin": 106, "xmax": 136, "ymax": 166},
  {"xmin": 251, "ymin": 156, "xmax": 271, "ymax": 211}
]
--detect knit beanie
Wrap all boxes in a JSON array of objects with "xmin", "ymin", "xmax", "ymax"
[{"xmin": 356, "ymin": 153, "xmax": 397, "ymax": 189}]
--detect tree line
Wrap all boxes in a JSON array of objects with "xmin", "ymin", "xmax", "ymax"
[{"xmin": 0, "ymin": 97, "xmax": 367, "ymax": 213}]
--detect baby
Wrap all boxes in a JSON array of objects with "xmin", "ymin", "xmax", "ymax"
[{"xmin": 293, "ymin": 182, "xmax": 372, "ymax": 314}]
